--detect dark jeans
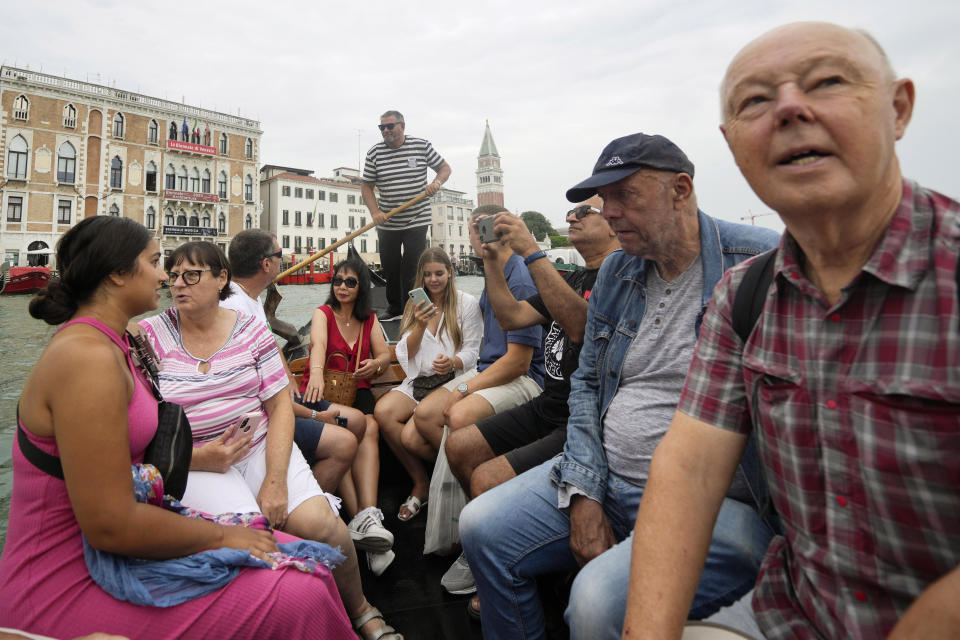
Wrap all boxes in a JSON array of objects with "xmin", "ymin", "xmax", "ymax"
[{"xmin": 377, "ymin": 225, "xmax": 429, "ymax": 313}]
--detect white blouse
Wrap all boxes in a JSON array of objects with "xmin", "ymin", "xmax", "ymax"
[{"xmin": 393, "ymin": 290, "xmax": 482, "ymax": 400}]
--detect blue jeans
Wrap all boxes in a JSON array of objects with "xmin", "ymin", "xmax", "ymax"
[{"xmin": 460, "ymin": 459, "xmax": 773, "ymax": 640}]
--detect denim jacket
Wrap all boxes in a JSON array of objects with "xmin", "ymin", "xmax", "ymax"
[{"xmin": 550, "ymin": 210, "xmax": 780, "ymax": 520}]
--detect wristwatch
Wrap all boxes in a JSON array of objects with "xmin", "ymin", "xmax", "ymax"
[
  {"xmin": 457, "ymin": 382, "xmax": 470, "ymax": 395},
  {"xmin": 524, "ymin": 250, "xmax": 547, "ymax": 266}
]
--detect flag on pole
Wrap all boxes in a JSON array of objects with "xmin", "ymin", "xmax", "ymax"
[{"xmin": 181, "ymin": 118, "xmax": 188, "ymax": 138}]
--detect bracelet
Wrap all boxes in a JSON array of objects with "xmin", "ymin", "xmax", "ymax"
[
  {"xmin": 311, "ymin": 410, "xmax": 317, "ymax": 421},
  {"xmin": 310, "ymin": 366, "xmax": 323, "ymax": 369},
  {"xmin": 524, "ymin": 250, "xmax": 547, "ymax": 266},
  {"xmin": 376, "ymin": 361, "xmax": 383, "ymax": 375}
]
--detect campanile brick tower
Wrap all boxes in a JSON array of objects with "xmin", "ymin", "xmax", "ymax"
[{"xmin": 476, "ymin": 120, "xmax": 503, "ymax": 208}]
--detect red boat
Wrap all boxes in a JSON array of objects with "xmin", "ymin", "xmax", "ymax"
[
  {"xmin": 1, "ymin": 266, "xmax": 51, "ymax": 295},
  {"xmin": 276, "ymin": 252, "xmax": 333, "ymax": 285}
]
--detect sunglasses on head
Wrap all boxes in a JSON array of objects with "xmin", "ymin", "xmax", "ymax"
[
  {"xmin": 568, "ymin": 205, "xmax": 602, "ymax": 220},
  {"xmin": 378, "ymin": 123, "xmax": 401, "ymax": 131},
  {"xmin": 332, "ymin": 276, "xmax": 359, "ymax": 288}
]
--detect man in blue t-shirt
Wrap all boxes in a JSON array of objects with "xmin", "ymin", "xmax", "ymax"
[{"xmin": 411, "ymin": 204, "xmax": 545, "ymax": 473}]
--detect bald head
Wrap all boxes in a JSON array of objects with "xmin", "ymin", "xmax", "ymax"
[{"xmin": 721, "ymin": 22, "xmax": 896, "ymax": 121}]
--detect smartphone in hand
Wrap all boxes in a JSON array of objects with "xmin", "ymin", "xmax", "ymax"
[
  {"xmin": 408, "ymin": 287, "xmax": 431, "ymax": 310},
  {"xmin": 477, "ymin": 215, "xmax": 499, "ymax": 244},
  {"xmin": 237, "ymin": 411, "xmax": 260, "ymax": 433}
]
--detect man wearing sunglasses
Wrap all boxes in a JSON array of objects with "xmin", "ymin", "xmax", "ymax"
[
  {"xmin": 459, "ymin": 133, "xmax": 780, "ymax": 639},
  {"xmin": 221, "ymin": 229, "xmax": 283, "ymax": 328},
  {"xmin": 361, "ymin": 110, "xmax": 452, "ymax": 321}
]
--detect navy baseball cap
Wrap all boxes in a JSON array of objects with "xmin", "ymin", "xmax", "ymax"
[{"xmin": 565, "ymin": 133, "xmax": 695, "ymax": 202}]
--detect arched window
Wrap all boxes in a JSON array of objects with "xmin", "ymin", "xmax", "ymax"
[
  {"xmin": 109, "ymin": 203, "xmax": 120, "ymax": 217},
  {"xmin": 189, "ymin": 213, "xmax": 200, "ymax": 227},
  {"xmin": 13, "ymin": 94, "xmax": 29, "ymax": 120},
  {"xmin": 57, "ymin": 142, "xmax": 76, "ymax": 184},
  {"xmin": 63, "ymin": 104, "xmax": 77, "ymax": 128},
  {"xmin": 165, "ymin": 164, "xmax": 176, "ymax": 190},
  {"xmin": 112, "ymin": 112, "xmax": 125, "ymax": 138},
  {"xmin": 218, "ymin": 171, "xmax": 227, "ymax": 199},
  {"xmin": 202, "ymin": 169, "xmax": 211, "ymax": 193},
  {"xmin": 148, "ymin": 119, "xmax": 159, "ymax": 144},
  {"xmin": 201, "ymin": 212, "xmax": 211, "ymax": 227},
  {"xmin": 7, "ymin": 134, "xmax": 28, "ymax": 179},
  {"xmin": 245, "ymin": 138, "xmax": 253, "ymax": 159},
  {"xmin": 244, "ymin": 175, "xmax": 253, "ymax": 201},
  {"xmin": 245, "ymin": 214, "xmax": 253, "ymax": 229},
  {"xmin": 168, "ymin": 121, "xmax": 178, "ymax": 141},
  {"xmin": 145, "ymin": 206, "xmax": 156, "ymax": 229},
  {"xmin": 189, "ymin": 167, "xmax": 200, "ymax": 192},
  {"xmin": 176, "ymin": 210, "xmax": 187, "ymax": 226},
  {"xmin": 177, "ymin": 165, "xmax": 188, "ymax": 191},
  {"xmin": 219, "ymin": 133, "xmax": 228, "ymax": 154},
  {"xmin": 164, "ymin": 209, "xmax": 175, "ymax": 226},
  {"xmin": 145, "ymin": 161, "xmax": 157, "ymax": 192},
  {"xmin": 218, "ymin": 212, "xmax": 226, "ymax": 233},
  {"xmin": 110, "ymin": 156, "xmax": 123, "ymax": 189}
]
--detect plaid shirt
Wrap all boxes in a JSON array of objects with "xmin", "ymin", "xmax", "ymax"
[{"xmin": 679, "ymin": 180, "xmax": 960, "ymax": 639}]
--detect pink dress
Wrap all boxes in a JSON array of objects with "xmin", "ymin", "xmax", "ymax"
[{"xmin": 0, "ymin": 317, "xmax": 353, "ymax": 638}]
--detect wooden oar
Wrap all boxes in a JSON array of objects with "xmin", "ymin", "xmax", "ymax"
[{"xmin": 273, "ymin": 191, "xmax": 429, "ymax": 283}]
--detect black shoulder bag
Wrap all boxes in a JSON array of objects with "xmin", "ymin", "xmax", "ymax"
[{"xmin": 16, "ymin": 332, "xmax": 193, "ymax": 500}]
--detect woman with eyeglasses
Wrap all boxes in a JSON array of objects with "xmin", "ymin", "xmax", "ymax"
[
  {"xmin": 0, "ymin": 219, "xmax": 353, "ymax": 638},
  {"xmin": 137, "ymin": 243, "xmax": 403, "ymax": 640},
  {"xmin": 297, "ymin": 256, "xmax": 396, "ymax": 576},
  {"xmin": 373, "ymin": 248, "xmax": 481, "ymax": 523}
]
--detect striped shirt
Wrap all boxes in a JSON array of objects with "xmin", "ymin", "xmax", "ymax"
[
  {"xmin": 363, "ymin": 136, "xmax": 444, "ymax": 230},
  {"xmin": 679, "ymin": 180, "xmax": 960, "ymax": 639},
  {"xmin": 139, "ymin": 308, "xmax": 289, "ymax": 462}
]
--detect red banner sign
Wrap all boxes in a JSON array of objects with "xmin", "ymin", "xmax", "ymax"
[
  {"xmin": 167, "ymin": 139, "xmax": 216, "ymax": 155},
  {"xmin": 164, "ymin": 190, "xmax": 220, "ymax": 203}
]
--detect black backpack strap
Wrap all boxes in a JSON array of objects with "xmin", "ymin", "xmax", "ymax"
[
  {"xmin": 732, "ymin": 249, "xmax": 778, "ymax": 344},
  {"xmin": 16, "ymin": 403, "xmax": 65, "ymax": 480}
]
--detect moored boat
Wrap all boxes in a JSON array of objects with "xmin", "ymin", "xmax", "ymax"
[{"xmin": 1, "ymin": 265, "xmax": 51, "ymax": 295}]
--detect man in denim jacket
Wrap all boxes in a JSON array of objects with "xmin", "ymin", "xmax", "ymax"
[{"xmin": 459, "ymin": 133, "xmax": 780, "ymax": 640}]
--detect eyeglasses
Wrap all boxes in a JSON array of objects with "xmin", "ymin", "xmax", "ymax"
[
  {"xmin": 378, "ymin": 123, "xmax": 401, "ymax": 131},
  {"xmin": 332, "ymin": 276, "xmax": 359, "ymax": 288},
  {"xmin": 167, "ymin": 268, "xmax": 211, "ymax": 286},
  {"xmin": 567, "ymin": 205, "xmax": 602, "ymax": 220},
  {"xmin": 264, "ymin": 250, "xmax": 282, "ymax": 260}
]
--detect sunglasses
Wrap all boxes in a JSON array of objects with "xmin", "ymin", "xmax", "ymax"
[
  {"xmin": 332, "ymin": 276, "xmax": 359, "ymax": 288},
  {"xmin": 568, "ymin": 205, "xmax": 602, "ymax": 220},
  {"xmin": 378, "ymin": 123, "xmax": 401, "ymax": 131},
  {"xmin": 264, "ymin": 250, "xmax": 282, "ymax": 260},
  {"xmin": 167, "ymin": 268, "xmax": 211, "ymax": 286}
]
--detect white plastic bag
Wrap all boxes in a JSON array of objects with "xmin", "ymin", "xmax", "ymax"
[{"xmin": 423, "ymin": 426, "xmax": 468, "ymax": 556}]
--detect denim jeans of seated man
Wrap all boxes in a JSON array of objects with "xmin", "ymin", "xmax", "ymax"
[{"xmin": 459, "ymin": 459, "xmax": 774, "ymax": 640}]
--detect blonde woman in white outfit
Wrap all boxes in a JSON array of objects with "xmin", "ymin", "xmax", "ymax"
[{"xmin": 374, "ymin": 248, "xmax": 482, "ymax": 522}]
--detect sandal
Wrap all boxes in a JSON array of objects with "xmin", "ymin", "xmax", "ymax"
[
  {"xmin": 351, "ymin": 604, "xmax": 403, "ymax": 640},
  {"xmin": 467, "ymin": 595, "xmax": 481, "ymax": 621},
  {"xmin": 397, "ymin": 495, "xmax": 426, "ymax": 522}
]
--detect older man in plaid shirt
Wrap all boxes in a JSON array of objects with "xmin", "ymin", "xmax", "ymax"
[{"xmin": 621, "ymin": 22, "xmax": 960, "ymax": 640}]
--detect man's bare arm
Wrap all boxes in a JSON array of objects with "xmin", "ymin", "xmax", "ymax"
[
  {"xmin": 493, "ymin": 212, "xmax": 589, "ymax": 341},
  {"xmin": 360, "ymin": 181, "xmax": 385, "ymax": 225},
  {"xmin": 888, "ymin": 566, "xmax": 960, "ymax": 639},
  {"xmin": 621, "ymin": 411, "xmax": 746, "ymax": 639},
  {"xmin": 480, "ymin": 240, "xmax": 546, "ymax": 331}
]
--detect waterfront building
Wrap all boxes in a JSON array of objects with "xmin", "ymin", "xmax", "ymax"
[
  {"xmin": 0, "ymin": 66, "xmax": 261, "ymax": 267},
  {"xmin": 259, "ymin": 165, "xmax": 379, "ymax": 267},
  {"xmin": 427, "ymin": 187, "xmax": 474, "ymax": 259},
  {"xmin": 476, "ymin": 120, "xmax": 503, "ymax": 208}
]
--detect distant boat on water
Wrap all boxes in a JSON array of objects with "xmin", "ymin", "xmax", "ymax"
[{"xmin": 1, "ymin": 263, "xmax": 51, "ymax": 295}]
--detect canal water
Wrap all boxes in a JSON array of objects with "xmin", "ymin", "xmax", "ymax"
[{"xmin": 0, "ymin": 276, "xmax": 486, "ymax": 549}]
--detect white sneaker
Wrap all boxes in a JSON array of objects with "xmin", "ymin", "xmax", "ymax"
[
  {"xmin": 348, "ymin": 507, "xmax": 394, "ymax": 552},
  {"xmin": 441, "ymin": 552, "xmax": 476, "ymax": 595},
  {"xmin": 366, "ymin": 550, "xmax": 396, "ymax": 576}
]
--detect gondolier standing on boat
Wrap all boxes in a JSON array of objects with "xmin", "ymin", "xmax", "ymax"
[{"xmin": 361, "ymin": 110, "xmax": 452, "ymax": 321}]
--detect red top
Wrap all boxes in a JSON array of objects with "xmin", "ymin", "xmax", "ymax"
[{"xmin": 299, "ymin": 305, "xmax": 376, "ymax": 394}]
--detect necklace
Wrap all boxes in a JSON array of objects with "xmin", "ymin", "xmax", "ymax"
[{"xmin": 335, "ymin": 311, "xmax": 351, "ymax": 327}]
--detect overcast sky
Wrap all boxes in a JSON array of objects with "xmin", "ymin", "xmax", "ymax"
[{"xmin": 3, "ymin": 0, "xmax": 957, "ymax": 231}]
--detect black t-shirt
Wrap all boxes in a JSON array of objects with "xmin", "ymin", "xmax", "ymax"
[{"xmin": 525, "ymin": 267, "xmax": 598, "ymax": 419}]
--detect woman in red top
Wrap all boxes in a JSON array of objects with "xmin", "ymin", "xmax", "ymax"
[{"xmin": 298, "ymin": 257, "xmax": 396, "ymax": 574}]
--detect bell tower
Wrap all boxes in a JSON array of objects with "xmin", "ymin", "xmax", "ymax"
[{"xmin": 476, "ymin": 120, "xmax": 504, "ymax": 208}]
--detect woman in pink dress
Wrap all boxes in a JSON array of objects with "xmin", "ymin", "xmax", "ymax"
[{"xmin": 0, "ymin": 216, "xmax": 353, "ymax": 638}]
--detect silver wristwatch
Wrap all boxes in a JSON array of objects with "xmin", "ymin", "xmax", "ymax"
[{"xmin": 457, "ymin": 382, "xmax": 469, "ymax": 395}]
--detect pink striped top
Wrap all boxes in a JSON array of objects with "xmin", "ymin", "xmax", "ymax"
[{"xmin": 139, "ymin": 307, "xmax": 288, "ymax": 461}]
